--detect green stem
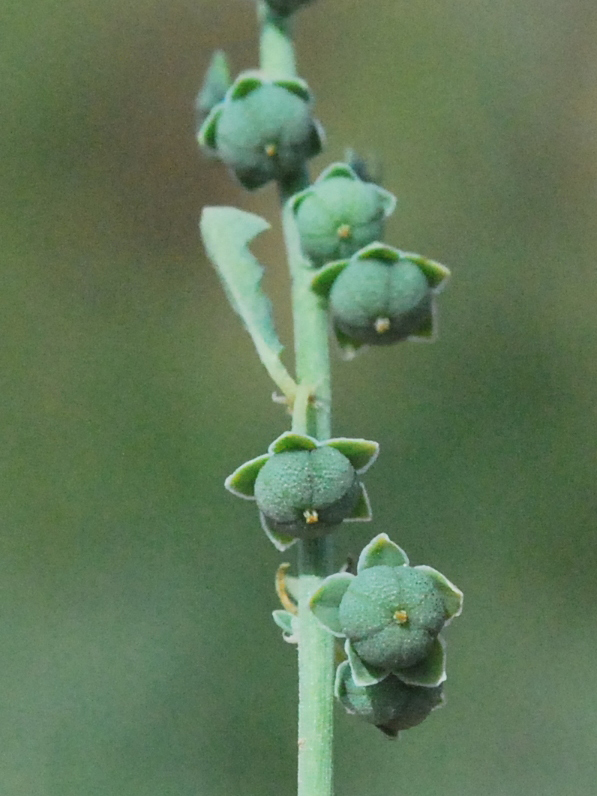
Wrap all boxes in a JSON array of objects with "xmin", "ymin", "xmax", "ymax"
[{"xmin": 256, "ymin": 4, "xmax": 335, "ymax": 794}]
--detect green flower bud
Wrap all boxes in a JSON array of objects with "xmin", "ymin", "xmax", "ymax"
[
  {"xmin": 265, "ymin": 0, "xmax": 314, "ymax": 16},
  {"xmin": 198, "ymin": 72, "xmax": 323, "ymax": 191},
  {"xmin": 330, "ymin": 256, "xmax": 432, "ymax": 345},
  {"xmin": 338, "ymin": 565, "xmax": 448, "ymax": 670},
  {"xmin": 336, "ymin": 661, "xmax": 444, "ymax": 737},
  {"xmin": 254, "ymin": 446, "xmax": 361, "ymax": 538},
  {"xmin": 292, "ymin": 163, "xmax": 396, "ymax": 267}
]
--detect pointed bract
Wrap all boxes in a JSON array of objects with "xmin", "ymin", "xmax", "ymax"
[
  {"xmin": 415, "ymin": 565, "xmax": 463, "ymax": 620},
  {"xmin": 274, "ymin": 77, "xmax": 312, "ymax": 104},
  {"xmin": 197, "ymin": 104, "xmax": 223, "ymax": 151},
  {"xmin": 316, "ymin": 162, "xmax": 360, "ymax": 182},
  {"xmin": 310, "ymin": 260, "xmax": 349, "ymax": 298},
  {"xmin": 404, "ymin": 253, "xmax": 451, "ymax": 291},
  {"xmin": 268, "ymin": 431, "xmax": 318, "ymax": 454},
  {"xmin": 325, "ymin": 437, "xmax": 379, "ymax": 473},
  {"xmin": 357, "ymin": 533, "xmax": 409, "ymax": 572},
  {"xmin": 228, "ymin": 71, "xmax": 264, "ymax": 100},
  {"xmin": 344, "ymin": 483, "xmax": 372, "ymax": 522},
  {"xmin": 272, "ymin": 609, "xmax": 295, "ymax": 636},
  {"xmin": 393, "ymin": 636, "xmax": 447, "ymax": 688},
  {"xmin": 355, "ymin": 242, "xmax": 401, "ymax": 264},
  {"xmin": 260, "ymin": 512, "xmax": 298, "ymax": 551},
  {"xmin": 310, "ymin": 573, "xmax": 354, "ymax": 635},
  {"xmin": 224, "ymin": 453, "xmax": 271, "ymax": 499},
  {"xmin": 346, "ymin": 639, "xmax": 388, "ymax": 687}
]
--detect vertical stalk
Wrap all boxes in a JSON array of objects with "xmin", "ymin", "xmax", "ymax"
[{"xmin": 256, "ymin": 4, "xmax": 335, "ymax": 795}]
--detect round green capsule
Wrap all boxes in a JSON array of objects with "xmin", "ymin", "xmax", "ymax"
[
  {"xmin": 214, "ymin": 83, "xmax": 321, "ymax": 190},
  {"xmin": 338, "ymin": 565, "xmax": 447, "ymax": 670},
  {"xmin": 253, "ymin": 446, "xmax": 360, "ymax": 538},
  {"xmin": 336, "ymin": 662, "xmax": 444, "ymax": 737},
  {"xmin": 295, "ymin": 177, "xmax": 389, "ymax": 267},
  {"xmin": 330, "ymin": 257, "xmax": 432, "ymax": 344}
]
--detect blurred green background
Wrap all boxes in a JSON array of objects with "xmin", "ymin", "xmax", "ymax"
[{"xmin": 2, "ymin": 0, "xmax": 596, "ymax": 794}]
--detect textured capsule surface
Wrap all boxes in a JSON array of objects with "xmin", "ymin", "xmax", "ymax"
[
  {"xmin": 215, "ymin": 84, "xmax": 320, "ymax": 190},
  {"xmin": 339, "ymin": 565, "xmax": 447, "ymax": 669},
  {"xmin": 337, "ymin": 665, "xmax": 444, "ymax": 736},
  {"xmin": 295, "ymin": 177, "xmax": 388, "ymax": 266},
  {"xmin": 330, "ymin": 258, "xmax": 431, "ymax": 344},
  {"xmin": 254, "ymin": 446, "xmax": 360, "ymax": 537}
]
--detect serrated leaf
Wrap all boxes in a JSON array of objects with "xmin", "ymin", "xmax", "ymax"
[
  {"xmin": 224, "ymin": 453, "xmax": 270, "ymax": 499},
  {"xmin": 268, "ymin": 431, "xmax": 318, "ymax": 454},
  {"xmin": 393, "ymin": 637, "xmax": 447, "ymax": 688},
  {"xmin": 325, "ymin": 438, "xmax": 379, "ymax": 473},
  {"xmin": 310, "ymin": 260, "xmax": 349, "ymax": 299},
  {"xmin": 310, "ymin": 573, "xmax": 354, "ymax": 635},
  {"xmin": 357, "ymin": 533, "xmax": 409, "ymax": 572},
  {"xmin": 345, "ymin": 639, "xmax": 388, "ymax": 687},
  {"xmin": 415, "ymin": 565, "xmax": 463, "ymax": 621},
  {"xmin": 200, "ymin": 207, "xmax": 297, "ymax": 399}
]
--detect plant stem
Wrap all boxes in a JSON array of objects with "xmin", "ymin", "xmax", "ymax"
[{"xmin": 256, "ymin": 4, "xmax": 335, "ymax": 795}]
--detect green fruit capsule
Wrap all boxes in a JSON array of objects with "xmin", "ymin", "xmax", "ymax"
[
  {"xmin": 338, "ymin": 565, "xmax": 447, "ymax": 670},
  {"xmin": 336, "ymin": 661, "xmax": 444, "ymax": 737},
  {"xmin": 199, "ymin": 73, "xmax": 323, "ymax": 191},
  {"xmin": 254, "ymin": 446, "xmax": 361, "ymax": 538},
  {"xmin": 293, "ymin": 165, "xmax": 396, "ymax": 267},
  {"xmin": 330, "ymin": 257, "xmax": 432, "ymax": 345}
]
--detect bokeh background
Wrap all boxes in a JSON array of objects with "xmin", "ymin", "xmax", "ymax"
[{"xmin": 2, "ymin": 0, "xmax": 597, "ymax": 794}]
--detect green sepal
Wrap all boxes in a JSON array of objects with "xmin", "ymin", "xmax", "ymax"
[
  {"xmin": 403, "ymin": 253, "xmax": 451, "ymax": 291},
  {"xmin": 309, "ymin": 572, "xmax": 354, "ymax": 635},
  {"xmin": 272, "ymin": 609, "xmax": 298, "ymax": 642},
  {"xmin": 228, "ymin": 71, "xmax": 264, "ymax": 100},
  {"xmin": 260, "ymin": 512, "xmax": 298, "ymax": 551},
  {"xmin": 407, "ymin": 304, "xmax": 436, "ymax": 342},
  {"xmin": 346, "ymin": 639, "xmax": 388, "ymax": 687},
  {"xmin": 334, "ymin": 326, "xmax": 365, "ymax": 360},
  {"xmin": 310, "ymin": 260, "xmax": 349, "ymax": 299},
  {"xmin": 316, "ymin": 162, "xmax": 360, "ymax": 182},
  {"xmin": 325, "ymin": 437, "xmax": 379, "ymax": 473},
  {"xmin": 224, "ymin": 453, "xmax": 271, "ymax": 499},
  {"xmin": 345, "ymin": 483, "xmax": 372, "ymax": 522},
  {"xmin": 415, "ymin": 565, "xmax": 463, "ymax": 621},
  {"xmin": 357, "ymin": 533, "xmax": 409, "ymax": 572},
  {"xmin": 393, "ymin": 637, "xmax": 447, "ymax": 688},
  {"xmin": 273, "ymin": 77, "xmax": 312, "ymax": 104},
  {"xmin": 355, "ymin": 242, "xmax": 401, "ymax": 264},
  {"xmin": 196, "ymin": 50, "xmax": 231, "ymax": 122},
  {"xmin": 197, "ymin": 103, "xmax": 223, "ymax": 151},
  {"xmin": 268, "ymin": 431, "xmax": 318, "ymax": 454},
  {"xmin": 334, "ymin": 659, "xmax": 352, "ymax": 700}
]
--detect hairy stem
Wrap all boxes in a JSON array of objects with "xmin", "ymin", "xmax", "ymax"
[{"xmin": 257, "ymin": 4, "xmax": 335, "ymax": 795}]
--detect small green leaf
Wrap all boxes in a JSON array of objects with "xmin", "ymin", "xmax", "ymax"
[
  {"xmin": 268, "ymin": 431, "xmax": 318, "ymax": 454},
  {"xmin": 229, "ymin": 72, "xmax": 264, "ymax": 100},
  {"xmin": 325, "ymin": 438, "xmax": 379, "ymax": 473},
  {"xmin": 407, "ymin": 305, "xmax": 436, "ymax": 342},
  {"xmin": 404, "ymin": 253, "xmax": 451, "ymax": 290},
  {"xmin": 260, "ymin": 512, "xmax": 298, "ymax": 551},
  {"xmin": 197, "ymin": 104, "xmax": 223, "ymax": 151},
  {"xmin": 224, "ymin": 453, "xmax": 271, "ymax": 499},
  {"xmin": 310, "ymin": 573, "xmax": 354, "ymax": 635},
  {"xmin": 415, "ymin": 565, "xmax": 463, "ymax": 620},
  {"xmin": 393, "ymin": 637, "xmax": 446, "ymax": 688},
  {"xmin": 310, "ymin": 260, "xmax": 349, "ymax": 299},
  {"xmin": 200, "ymin": 207, "xmax": 297, "ymax": 400},
  {"xmin": 272, "ymin": 609, "xmax": 295, "ymax": 635},
  {"xmin": 316, "ymin": 162, "xmax": 359, "ymax": 182},
  {"xmin": 345, "ymin": 640, "xmax": 388, "ymax": 687},
  {"xmin": 334, "ymin": 327, "xmax": 365, "ymax": 360},
  {"xmin": 345, "ymin": 483, "xmax": 372, "ymax": 522},
  {"xmin": 355, "ymin": 242, "xmax": 400, "ymax": 264},
  {"xmin": 357, "ymin": 533, "xmax": 409, "ymax": 572},
  {"xmin": 274, "ymin": 77, "xmax": 312, "ymax": 103}
]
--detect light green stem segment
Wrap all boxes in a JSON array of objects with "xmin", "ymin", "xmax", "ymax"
[
  {"xmin": 257, "ymin": 2, "xmax": 297, "ymax": 78},
  {"xmin": 257, "ymin": 4, "xmax": 334, "ymax": 795}
]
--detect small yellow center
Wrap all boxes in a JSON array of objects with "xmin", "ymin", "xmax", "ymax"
[
  {"xmin": 303, "ymin": 509, "xmax": 319, "ymax": 524},
  {"xmin": 337, "ymin": 223, "xmax": 351, "ymax": 239},
  {"xmin": 375, "ymin": 317, "xmax": 391, "ymax": 334},
  {"xmin": 394, "ymin": 610, "xmax": 408, "ymax": 624},
  {"xmin": 265, "ymin": 143, "xmax": 277, "ymax": 157}
]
